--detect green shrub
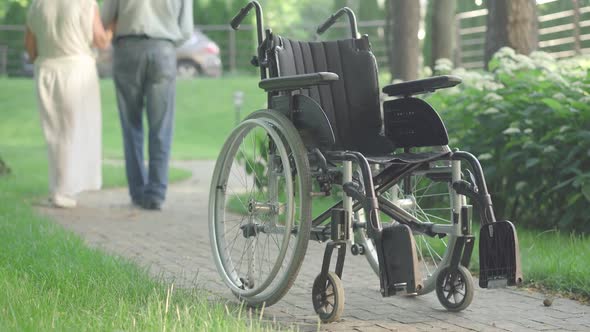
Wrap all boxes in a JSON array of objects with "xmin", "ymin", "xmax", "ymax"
[{"xmin": 427, "ymin": 48, "xmax": 590, "ymax": 232}]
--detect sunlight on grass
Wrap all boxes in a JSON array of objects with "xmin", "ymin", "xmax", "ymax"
[
  {"xmin": 103, "ymin": 77, "xmax": 267, "ymax": 159},
  {"xmin": 0, "ymin": 77, "xmax": 280, "ymax": 331},
  {"xmin": 1, "ymin": 74, "xmax": 589, "ymax": 329},
  {"xmin": 518, "ymin": 229, "xmax": 590, "ymax": 299},
  {"xmin": 0, "ymin": 78, "xmax": 267, "ymax": 160},
  {"xmin": 0, "ymin": 202, "xmax": 284, "ymax": 330},
  {"xmin": 0, "ymin": 156, "xmax": 275, "ymax": 330}
]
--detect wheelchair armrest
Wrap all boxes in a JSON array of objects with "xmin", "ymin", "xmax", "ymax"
[
  {"xmin": 382, "ymin": 75, "xmax": 462, "ymax": 97},
  {"xmin": 259, "ymin": 72, "xmax": 339, "ymax": 92}
]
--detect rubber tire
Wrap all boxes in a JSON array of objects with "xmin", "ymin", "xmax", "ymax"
[
  {"xmin": 209, "ymin": 110, "xmax": 312, "ymax": 308},
  {"xmin": 312, "ymin": 271, "xmax": 345, "ymax": 323},
  {"xmin": 177, "ymin": 59, "xmax": 200, "ymax": 78},
  {"xmin": 435, "ymin": 265, "xmax": 474, "ymax": 312}
]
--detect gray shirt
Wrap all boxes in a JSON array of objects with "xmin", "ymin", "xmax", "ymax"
[{"xmin": 101, "ymin": 0, "xmax": 193, "ymax": 46}]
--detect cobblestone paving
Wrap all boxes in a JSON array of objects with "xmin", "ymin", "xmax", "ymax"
[{"xmin": 37, "ymin": 161, "xmax": 590, "ymax": 331}]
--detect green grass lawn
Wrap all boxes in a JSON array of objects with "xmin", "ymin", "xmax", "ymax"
[
  {"xmin": 1, "ymin": 75, "xmax": 589, "ymax": 331},
  {"xmin": 0, "ymin": 77, "xmax": 277, "ymax": 331},
  {"xmin": 464, "ymin": 224, "xmax": 589, "ymax": 300},
  {"xmin": 1, "ymin": 77, "xmax": 266, "ymax": 160},
  {"xmin": 104, "ymin": 76, "xmax": 265, "ymax": 159},
  {"xmin": 0, "ymin": 150, "xmax": 275, "ymax": 330}
]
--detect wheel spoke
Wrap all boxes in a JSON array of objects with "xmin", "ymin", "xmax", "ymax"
[{"xmin": 446, "ymin": 290, "xmax": 453, "ymax": 301}]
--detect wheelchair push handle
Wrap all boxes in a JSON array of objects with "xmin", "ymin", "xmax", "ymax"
[
  {"xmin": 230, "ymin": 1, "xmax": 266, "ymax": 79},
  {"xmin": 230, "ymin": 1, "xmax": 264, "ymax": 51},
  {"xmin": 317, "ymin": 7, "xmax": 359, "ymax": 39},
  {"xmin": 230, "ymin": 2, "xmax": 256, "ymax": 30}
]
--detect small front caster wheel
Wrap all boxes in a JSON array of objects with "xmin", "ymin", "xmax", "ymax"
[
  {"xmin": 312, "ymin": 271, "xmax": 345, "ymax": 323},
  {"xmin": 351, "ymin": 243, "xmax": 365, "ymax": 255},
  {"xmin": 436, "ymin": 265, "xmax": 474, "ymax": 312}
]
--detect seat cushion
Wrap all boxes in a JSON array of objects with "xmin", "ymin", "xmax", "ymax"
[{"xmin": 365, "ymin": 151, "xmax": 451, "ymax": 165}]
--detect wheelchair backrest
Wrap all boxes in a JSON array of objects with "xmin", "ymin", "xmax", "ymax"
[{"xmin": 269, "ymin": 35, "xmax": 383, "ymax": 152}]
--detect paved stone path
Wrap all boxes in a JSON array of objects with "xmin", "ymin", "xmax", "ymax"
[{"xmin": 37, "ymin": 160, "xmax": 590, "ymax": 331}]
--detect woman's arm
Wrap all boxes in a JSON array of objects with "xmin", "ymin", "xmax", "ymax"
[
  {"xmin": 93, "ymin": 5, "xmax": 112, "ymax": 49},
  {"xmin": 24, "ymin": 27, "xmax": 37, "ymax": 62}
]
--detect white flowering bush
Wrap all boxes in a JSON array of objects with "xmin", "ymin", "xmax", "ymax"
[{"xmin": 427, "ymin": 49, "xmax": 590, "ymax": 231}]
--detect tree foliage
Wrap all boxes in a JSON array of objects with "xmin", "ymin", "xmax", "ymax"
[
  {"xmin": 428, "ymin": 51, "xmax": 590, "ymax": 232},
  {"xmin": 0, "ymin": 1, "xmax": 27, "ymax": 25}
]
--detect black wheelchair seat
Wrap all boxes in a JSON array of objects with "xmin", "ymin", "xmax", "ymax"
[{"xmin": 365, "ymin": 151, "xmax": 450, "ymax": 165}]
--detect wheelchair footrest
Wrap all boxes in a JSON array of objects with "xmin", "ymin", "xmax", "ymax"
[
  {"xmin": 479, "ymin": 220, "xmax": 523, "ymax": 288},
  {"xmin": 376, "ymin": 224, "xmax": 423, "ymax": 297}
]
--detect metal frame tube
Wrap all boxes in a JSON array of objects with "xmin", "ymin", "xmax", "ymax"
[
  {"xmin": 452, "ymin": 160, "xmax": 462, "ymax": 235},
  {"xmin": 343, "ymin": 160, "xmax": 353, "ymax": 243}
]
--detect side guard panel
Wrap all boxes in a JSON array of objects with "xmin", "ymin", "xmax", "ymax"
[
  {"xmin": 383, "ymin": 97, "xmax": 449, "ymax": 148},
  {"xmin": 269, "ymin": 94, "xmax": 336, "ymax": 150},
  {"xmin": 376, "ymin": 224, "xmax": 423, "ymax": 296},
  {"xmin": 479, "ymin": 220, "xmax": 523, "ymax": 288}
]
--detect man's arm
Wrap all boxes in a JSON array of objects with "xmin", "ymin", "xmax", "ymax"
[
  {"xmin": 101, "ymin": 0, "xmax": 118, "ymax": 27},
  {"xmin": 93, "ymin": 5, "xmax": 113, "ymax": 49},
  {"xmin": 178, "ymin": 0, "xmax": 194, "ymax": 42}
]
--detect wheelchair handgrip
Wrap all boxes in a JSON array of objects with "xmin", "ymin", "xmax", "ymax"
[
  {"xmin": 230, "ymin": 2, "xmax": 255, "ymax": 30},
  {"xmin": 317, "ymin": 15, "xmax": 338, "ymax": 35},
  {"xmin": 317, "ymin": 7, "xmax": 359, "ymax": 38}
]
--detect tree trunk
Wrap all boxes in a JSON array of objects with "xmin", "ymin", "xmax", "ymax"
[
  {"xmin": 431, "ymin": 0, "xmax": 456, "ymax": 69},
  {"xmin": 484, "ymin": 0, "xmax": 538, "ymax": 66},
  {"xmin": 385, "ymin": 0, "xmax": 395, "ymax": 80},
  {"xmin": 386, "ymin": 0, "xmax": 420, "ymax": 81}
]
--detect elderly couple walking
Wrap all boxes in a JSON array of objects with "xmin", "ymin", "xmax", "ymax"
[{"xmin": 26, "ymin": 0, "xmax": 193, "ymax": 210}]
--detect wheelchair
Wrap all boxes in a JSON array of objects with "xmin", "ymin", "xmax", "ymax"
[{"xmin": 209, "ymin": 2, "xmax": 522, "ymax": 323}]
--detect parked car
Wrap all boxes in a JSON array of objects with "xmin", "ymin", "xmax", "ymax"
[
  {"xmin": 176, "ymin": 29, "xmax": 222, "ymax": 78},
  {"xmin": 96, "ymin": 28, "xmax": 222, "ymax": 78}
]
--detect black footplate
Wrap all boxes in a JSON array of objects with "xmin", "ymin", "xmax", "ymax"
[
  {"xmin": 479, "ymin": 220, "xmax": 523, "ymax": 288},
  {"xmin": 375, "ymin": 224, "xmax": 423, "ymax": 296}
]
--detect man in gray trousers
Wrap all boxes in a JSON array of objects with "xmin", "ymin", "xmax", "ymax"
[{"xmin": 102, "ymin": 0, "xmax": 193, "ymax": 210}]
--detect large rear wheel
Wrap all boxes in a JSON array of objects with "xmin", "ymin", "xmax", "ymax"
[{"xmin": 209, "ymin": 110, "xmax": 312, "ymax": 307}]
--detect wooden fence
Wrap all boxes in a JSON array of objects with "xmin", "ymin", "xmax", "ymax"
[
  {"xmin": 0, "ymin": 21, "xmax": 390, "ymax": 77},
  {"xmin": 457, "ymin": 0, "xmax": 590, "ymax": 69}
]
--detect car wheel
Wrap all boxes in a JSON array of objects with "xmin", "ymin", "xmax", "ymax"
[{"xmin": 177, "ymin": 60, "xmax": 200, "ymax": 79}]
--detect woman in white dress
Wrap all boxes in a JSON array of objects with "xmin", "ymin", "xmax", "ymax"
[{"xmin": 25, "ymin": 0, "xmax": 112, "ymax": 208}]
